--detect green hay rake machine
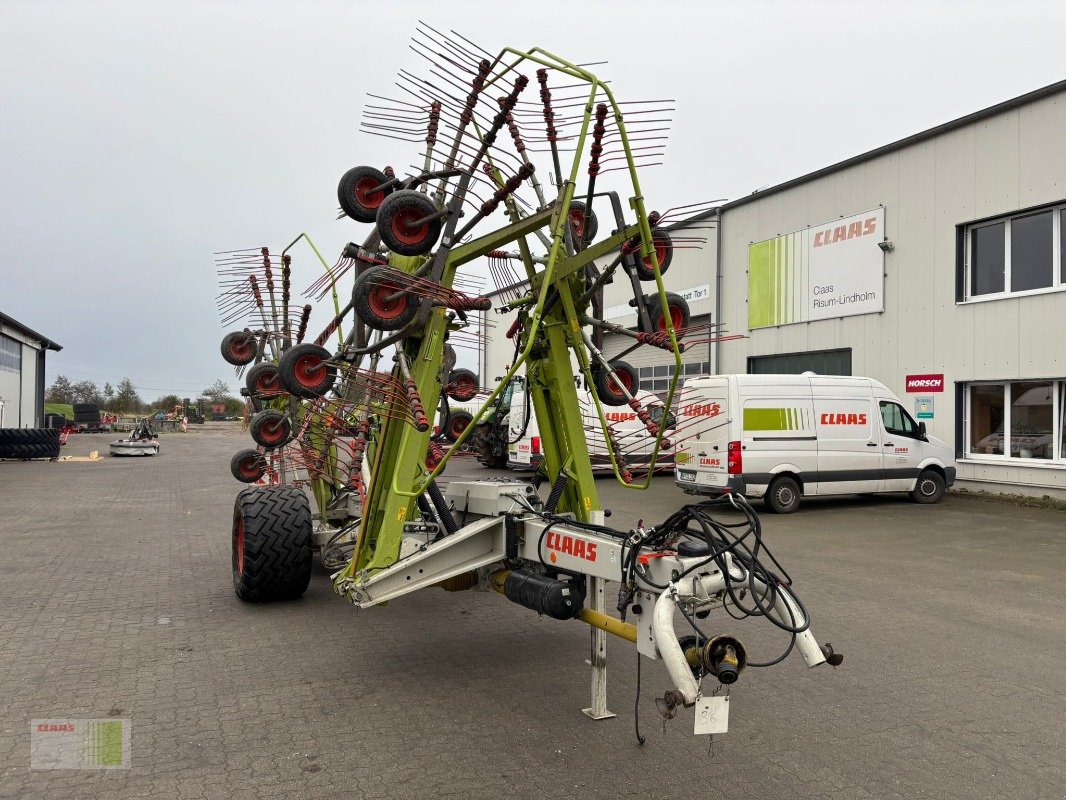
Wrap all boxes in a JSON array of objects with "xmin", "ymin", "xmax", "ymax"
[{"xmin": 215, "ymin": 27, "xmax": 840, "ymax": 741}]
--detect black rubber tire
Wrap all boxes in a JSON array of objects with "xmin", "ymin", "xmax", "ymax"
[
  {"xmin": 353, "ymin": 266, "xmax": 419, "ymax": 331},
  {"xmin": 376, "ymin": 190, "xmax": 442, "ymax": 256},
  {"xmin": 249, "ymin": 409, "xmax": 292, "ymax": 450},
  {"xmin": 644, "ymin": 291, "xmax": 691, "ymax": 336},
  {"xmin": 593, "ymin": 361, "xmax": 638, "ymax": 407},
  {"xmin": 445, "ymin": 368, "xmax": 479, "ymax": 402},
  {"xmin": 635, "ymin": 228, "xmax": 674, "ymax": 280},
  {"xmin": 245, "ymin": 363, "xmax": 284, "ymax": 398},
  {"xmin": 230, "ymin": 449, "xmax": 266, "ymax": 483},
  {"xmin": 278, "ymin": 343, "xmax": 337, "ymax": 398},
  {"xmin": 443, "ymin": 410, "xmax": 474, "ymax": 443},
  {"xmin": 442, "ymin": 344, "xmax": 457, "ymax": 378},
  {"xmin": 0, "ymin": 442, "xmax": 62, "ymax": 459},
  {"xmin": 765, "ymin": 476, "xmax": 801, "ymax": 514},
  {"xmin": 0, "ymin": 428, "xmax": 61, "ymax": 447},
  {"xmin": 567, "ymin": 201, "xmax": 599, "ymax": 243},
  {"xmin": 337, "ymin": 166, "xmax": 393, "ymax": 223},
  {"xmin": 473, "ymin": 423, "xmax": 507, "ymax": 468},
  {"xmin": 221, "ymin": 331, "xmax": 257, "ymax": 366},
  {"xmin": 0, "ymin": 428, "xmax": 61, "ymax": 459},
  {"xmin": 910, "ymin": 470, "xmax": 946, "ymax": 504},
  {"xmin": 232, "ymin": 485, "xmax": 312, "ymax": 602}
]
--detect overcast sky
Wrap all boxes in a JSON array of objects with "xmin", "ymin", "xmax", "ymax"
[{"xmin": 2, "ymin": 0, "xmax": 1063, "ymax": 401}]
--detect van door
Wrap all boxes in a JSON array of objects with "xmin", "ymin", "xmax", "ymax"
[
  {"xmin": 813, "ymin": 394, "xmax": 881, "ymax": 494},
  {"xmin": 674, "ymin": 380, "xmax": 729, "ymax": 491},
  {"xmin": 740, "ymin": 391, "xmax": 817, "ymax": 497},
  {"xmin": 876, "ymin": 398, "xmax": 924, "ymax": 490}
]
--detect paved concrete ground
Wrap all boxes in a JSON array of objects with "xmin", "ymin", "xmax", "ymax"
[{"xmin": 1, "ymin": 423, "xmax": 1063, "ymax": 799}]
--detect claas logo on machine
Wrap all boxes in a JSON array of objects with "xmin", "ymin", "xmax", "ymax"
[
  {"xmin": 820, "ymin": 413, "xmax": 868, "ymax": 425},
  {"xmin": 682, "ymin": 402, "xmax": 722, "ymax": 417},
  {"xmin": 545, "ymin": 530, "xmax": 598, "ymax": 562}
]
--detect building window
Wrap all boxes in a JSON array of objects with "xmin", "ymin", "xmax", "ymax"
[
  {"xmin": 966, "ymin": 380, "xmax": 1064, "ymax": 463},
  {"xmin": 747, "ymin": 348, "xmax": 852, "ymax": 376},
  {"xmin": 637, "ymin": 362, "xmax": 711, "ymax": 393},
  {"xmin": 0, "ymin": 335, "xmax": 21, "ymax": 374},
  {"xmin": 962, "ymin": 203, "xmax": 1065, "ymax": 301}
]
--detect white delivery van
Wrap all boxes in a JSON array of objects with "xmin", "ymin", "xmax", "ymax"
[
  {"xmin": 674, "ymin": 374, "xmax": 956, "ymax": 513},
  {"xmin": 507, "ymin": 383, "xmax": 675, "ymax": 473}
]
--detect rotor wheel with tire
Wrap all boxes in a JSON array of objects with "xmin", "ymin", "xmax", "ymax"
[
  {"xmin": 230, "ymin": 448, "xmax": 266, "ymax": 483},
  {"xmin": 644, "ymin": 291, "xmax": 691, "ymax": 338},
  {"xmin": 249, "ymin": 409, "xmax": 292, "ymax": 450},
  {"xmin": 566, "ymin": 200, "xmax": 599, "ymax": 244},
  {"xmin": 593, "ymin": 360, "xmax": 638, "ymax": 407},
  {"xmin": 337, "ymin": 165, "xmax": 393, "ymax": 223},
  {"xmin": 277, "ymin": 343, "xmax": 337, "ymax": 398},
  {"xmin": 445, "ymin": 368, "xmax": 479, "ymax": 402},
  {"xmin": 765, "ymin": 475, "xmax": 801, "ymax": 514},
  {"xmin": 443, "ymin": 410, "xmax": 474, "ymax": 443},
  {"xmin": 376, "ymin": 189, "xmax": 442, "ymax": 256},
  {"xmin": 232, "ymin": 485, "xmax": 312, "ymax": 602},
  {"xmin": 635, "ymin": 228, "xmax": 674, "ymax": 280},
  {"xmin": 221, "ymin": 331, "xmax": 257, "ymax": 366},
  {"xmin": 910, "ymin": 469, "xmax": 946, "ymax": 504},
  {"xmin": 353, "ymin": 266, "xmax": 420, "ymax": 331},
  {"xmin": 245, "ymin": 363, "xmax": 284, "ymax": 399},
  {"xmin": 442, "ymin": 344, "xmax": 457, "ymax": 378}
]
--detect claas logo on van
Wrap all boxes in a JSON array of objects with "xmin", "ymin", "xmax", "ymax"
[
  {"xmin": 699, "ymin": 457, "xmax": 721, "ymax": 467},
  {"xmin": 820, "ymin": 412, "xmax": 868, "ymax": 425},
  {"xmin": 605, "ymin": 411, "xmax": 637, "ymax": 422},
  {"xmin": 682, "ymin": 402, "xmax": 722, "ymax": 417}
]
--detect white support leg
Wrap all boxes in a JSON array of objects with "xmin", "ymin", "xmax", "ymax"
[{"xmin": 582, "ymin": 575, "xmax": 616, "ymax": 720}]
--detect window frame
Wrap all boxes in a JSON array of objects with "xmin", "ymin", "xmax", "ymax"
[
  {"xmin": 960, "ymin": 201, "xmax": 1066, "ymax": 303},
  {"xmin": 963, "ymin": 380, "xmax": 1064, "ymax": 464}
]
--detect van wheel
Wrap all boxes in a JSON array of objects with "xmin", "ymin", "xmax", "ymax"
[
  {"xmin": 910, "ymin": 470, "xmax": 946, "ymax": 504},
  {"xmin": 765, "ymin": 476, "xmax": 801, "ymax": 514}
]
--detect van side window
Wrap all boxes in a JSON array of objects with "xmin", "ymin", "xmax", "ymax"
[{"xmin": 879, "ymin": 401, "xmax": 920, "ymax": 439}]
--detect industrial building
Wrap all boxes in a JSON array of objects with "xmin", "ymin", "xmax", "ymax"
[
  {"xmin": 0, "ymin": 311, "xmax": 62, "ymax": 428},
  {"xmin": 482, "ymin": 78, "xmax": 1066, "ymax": 498}
]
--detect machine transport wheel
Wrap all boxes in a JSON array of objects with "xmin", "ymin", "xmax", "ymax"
[
  {"xmin": 645, "ymin": 291, "xmax": 690, "ymax": 337},
  {"xmin": 278, "ymin": 343, "xmax": 337, "ymax": 398},
  {"xmin": 445, "ymin": 368, "xmax": 479, "ymax": 402},
  {"xmin": 353, "ymin": 266, "xmax": 419, "ymax": 331},
  {"xmin": 473, "ymin": 423, "xmax": 508, "ymax": 468},
  {"xmin": 765, "ymin": 476, "xmax": 801, "ymax": 514},
  {"xmin": 245, "ymin": 363, "xmax": 284, "ymax": 398},
  {"xmin": 249, "ymin": 409, "xmax": 292, "ymax": 450},
  {"xmin": 566, "ymin": 200, "xmax": 598, "ymax": 243},
  {"xmin": 443, "ymin": 410, "xmax": 474, "ymax": 443},
  {"xmin": 376, "ymin": 190, "xmax": 442, "ymax": 256},
  {"xmin": 635, "ymin": 228, "xmax": 674, "ymax": 280},
  {"xmin": 337, "ymin": 166, "xmax": 394, "ymax": 223},
  {"xmin": 220, "ymin": 331, "xmax": 257, "ymax": 366},
  {"xmin": 594, "ymin": 360, "xmax": 638, "ymax": 407},
  {"xmin": 230, "ymin": 449, "xmax": 266, "ymax": 483},
  {"xmin": 909, "ymin": 470, "xmax": 946, "ymax": 504},
  {"xmin": 232, "ymin": 485, "xmax": 312, "ymax": 602}
]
